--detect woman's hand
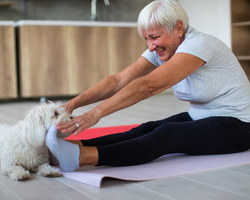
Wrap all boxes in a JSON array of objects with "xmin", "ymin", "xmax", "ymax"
[
  {"xmin": 61, "ymin": 101, "xmax": 74, "ymax": 114},
  {"xmin": 56, "ymin": 109, "xmax": 101, "ymax": 136}
]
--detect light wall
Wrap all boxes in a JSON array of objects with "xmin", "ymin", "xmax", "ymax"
[{"xmin": 179, "ymin": 0, "xmax": 231, "ymax": 48}]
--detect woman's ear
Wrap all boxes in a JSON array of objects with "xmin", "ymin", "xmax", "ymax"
[{"xmin": 175, "ymin": 20, "xmax": 184, "ymax": 35}]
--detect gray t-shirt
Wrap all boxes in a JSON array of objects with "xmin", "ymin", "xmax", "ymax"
[{"xmin": 142, "ymin": 27, "xmax": 250, "ymax": 122}]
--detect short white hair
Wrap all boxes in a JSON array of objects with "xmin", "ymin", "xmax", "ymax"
[{"xmin": 137, "ymin": 0, "xmax": 189, "ymax": 37}]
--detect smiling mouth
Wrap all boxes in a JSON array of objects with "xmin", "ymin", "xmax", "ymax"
[{"xmin": 157, "ymin": 48, "xmax": 165, "ymax": 53}]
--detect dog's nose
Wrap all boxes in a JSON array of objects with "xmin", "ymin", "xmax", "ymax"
[{"xmin": 69, "ymin": 116, "xmax": 74, "ymax": 120}]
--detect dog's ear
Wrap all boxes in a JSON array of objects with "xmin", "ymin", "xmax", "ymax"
[{"xmin": 22, "ymin": 107, "xmax": 47, "ymax": 147}]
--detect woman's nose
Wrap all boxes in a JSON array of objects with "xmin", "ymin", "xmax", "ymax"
[{"xmin": 147, "ymin": 41, "xmax": 156, "ymax": 52}]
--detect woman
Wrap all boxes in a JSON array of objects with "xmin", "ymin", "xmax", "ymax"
[{"xmin": 46, "ymin": 0, "xmax": 250, "ymax": 172}]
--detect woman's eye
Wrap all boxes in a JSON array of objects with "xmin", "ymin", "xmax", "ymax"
[{"xmin": 152, "ymin": 36, "xmax": 159, "ymax": 39}]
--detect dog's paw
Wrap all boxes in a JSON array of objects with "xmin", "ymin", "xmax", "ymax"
[
  {"xmin": 37, "ymin": 163, "xmax": 62, "ymax": 177},
  {"xmin": 10, "ymin": 168, "xmax": 31, "ymax": 181},
  {"xmin": 38, "ymin": 167, "xmax": 62, "ymax": 177}
]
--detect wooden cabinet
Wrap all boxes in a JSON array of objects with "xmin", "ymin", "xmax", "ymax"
[
  {"xmin": 0, "ymin": 22, "xmax": 17, "ymax": 99},
  {"xmin": 107, "ymin": 27, "xmax": 146, "ymax": 75},
  {"xmin": 16, "ymin": 21, "xmax": 146, "ymax": 98},
  {"xmin": 231, "ymin": 0, "xmax": 250, "ymax": 80}
]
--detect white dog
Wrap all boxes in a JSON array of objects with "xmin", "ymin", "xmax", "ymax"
[{"xmin": 0, "ymin": 101, "xmax": 72, "ymax": 181}]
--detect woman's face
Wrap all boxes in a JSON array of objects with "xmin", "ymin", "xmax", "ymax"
[{"xmin": 143, "ymin": 24, "xmax": 183, "ymax": 62}]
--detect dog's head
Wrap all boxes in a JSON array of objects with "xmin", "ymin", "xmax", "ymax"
[{"xmin": 22, "ymin": 101, "xmax": 73, "ymax": 147}]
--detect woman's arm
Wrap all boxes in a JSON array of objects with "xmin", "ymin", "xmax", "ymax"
[
  {"xmin": 58, "ymin": 53, "xmax": 205, "ymax": 135},
  {"xmin": 87, "ymin": 53, "xmax": 206, "ymax": 120}
]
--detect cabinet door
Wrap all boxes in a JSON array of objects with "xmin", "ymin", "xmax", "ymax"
[
  {"xmin": 107, "ymin": 27, "xmax": 146, "ymax": 75},
  {"xmin": 0, "ymin": 25, "xmax": 17, "ymax": 99},
  {"xmin": 18, "ymin": 25, "xmax": 70, "ymax": 97},
  {"xmin": 67, "ymin": 26, "xmax": 109, "ymax": 95}
]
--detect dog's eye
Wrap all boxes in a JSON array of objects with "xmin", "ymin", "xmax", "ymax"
[{"xmin": 54, "ymin": 111, "xmax": 59, "ymax": 117}]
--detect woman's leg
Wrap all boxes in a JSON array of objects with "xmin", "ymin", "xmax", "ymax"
[
  {"xmin": 47, "ymin": 114, "xmax": 250, "ymax": 170},
  {"xmin": 96, "ymin": 116, "xmax": 250, "ymax": 166},
  {"xmin": 183, "ymin": 117, "xmax": 250, "ymax": 155},
  {"xmin": 47, "ymin": 113, "xmax": 192, "ymax": 170},
  {"xmin": 81, "ymin": 112, "xmax": 192, "ymax": 146}
]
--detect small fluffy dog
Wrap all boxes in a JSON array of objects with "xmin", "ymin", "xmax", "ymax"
[{"xmin": 0, "ymin": 102, "xmax": 72, "ymax": 181}]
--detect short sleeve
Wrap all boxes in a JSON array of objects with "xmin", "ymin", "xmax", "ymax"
[
  {"xmin": 176, "ymin": 28, "xmax": 214, "ymax": 63},
  {"xmin": 141, "ymin": 49, "xmax": 165, "ymax": 67}
]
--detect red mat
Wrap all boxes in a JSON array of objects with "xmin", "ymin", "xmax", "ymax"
[{"xmin": 66, "ymin": 124, "xmax": 140, "ymax": 140}]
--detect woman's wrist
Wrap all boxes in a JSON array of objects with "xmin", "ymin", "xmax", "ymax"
[
  {"xmin": 63, "ymin": 100, "xmax": 75, "ymax": 113},
  {"xmin": 91, "ymin": 106, "xmax": 103, "ymax": 121}
]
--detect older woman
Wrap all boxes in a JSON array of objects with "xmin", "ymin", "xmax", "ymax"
[{"xmin": 46, "ymin": 0, "xmax": 250, "ymax": 172}]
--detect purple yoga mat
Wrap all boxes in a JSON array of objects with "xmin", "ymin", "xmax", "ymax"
[{"xmin": 62, "ymin": 149, "xmax": 250, "ymax": 188}]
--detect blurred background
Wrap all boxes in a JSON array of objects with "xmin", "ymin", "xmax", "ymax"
[{"xmin": 0, "ymin": 0, "xmax": 242, "ymax": 101}]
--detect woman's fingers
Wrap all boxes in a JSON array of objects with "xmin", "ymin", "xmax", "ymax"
[
  {"xmin": 56, "ymin": 113, "xmax": 100, "ymax": 136},
  {"xmin": 56, "ymin": 117, "xmax": 80, "ymax": 133},
  {"xmin": 70, "ymin": 115, "xmax": 98, "ymax": 136},
  {"xmin": 72, "ymin": 124, "xmax": 86, "ymax": 136}
]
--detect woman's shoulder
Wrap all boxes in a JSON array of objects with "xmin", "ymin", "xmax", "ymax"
[
  {"xmin": 184, "ymin": 27, "xmax": 225, "ymax": 47},
  {"xmin": 183, "ymin": 27, "xmax": 210, "ymax": 45},
  {"xmin": 177, "ymin": 27, "xmax": 229, "ymax": 63}
]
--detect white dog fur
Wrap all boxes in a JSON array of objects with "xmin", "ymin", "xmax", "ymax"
[{"xmin": 0, "ymin": 101, "xmax": 72, "ymax": 181}]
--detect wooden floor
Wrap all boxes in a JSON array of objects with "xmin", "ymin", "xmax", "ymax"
[{"xmin": 0, "ymin": 92, "xmax": 250, "ymax": 200}]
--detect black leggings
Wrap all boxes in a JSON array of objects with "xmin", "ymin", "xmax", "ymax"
[{"xmin": 81, "ymin": 112, "xmax": 250, "ymax": 166}]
